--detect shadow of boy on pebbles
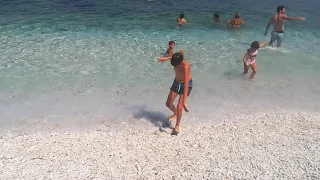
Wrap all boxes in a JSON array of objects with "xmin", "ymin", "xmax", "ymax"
[{"xmin": 132, "ymin": 105, "xmax": 174, "ymax": 132}]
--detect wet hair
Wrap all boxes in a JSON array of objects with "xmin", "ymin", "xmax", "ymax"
[
  {"xmin": 179, "ymin": 12, "xmax": 185, "ymax": 19},
  {"xmin": 235, "ymin": 12, "xmax": 240, "ymax": 19},
  {"xmin": 277, "ymin": 5, "xmax": 285, "ymax": 13},
  {"xmin": 169, "ymin": 41, "xmax": 175, "ymax": 45},
  {"xmin": 251, "ymin": 41, "xmax": 260, "ymax": 49},
  {"xmin": 171, "ymin": 53, "xmax": 183, "ymax": 67},
  {"xmin": 214, "ymin": 13, "xmax": 219, "ymax": 19}
]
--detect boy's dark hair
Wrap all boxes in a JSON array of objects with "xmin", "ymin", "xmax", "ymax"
[
  {"xmin": 214, "ymin": 13, "xmax": 219, "ymax": 18},
  {"xmin": 251, "ymin": 41, "xmax": 260, "ymax": 49},
  {"xmin": 179, "ymin": 12, "xmax": 185, "ymax": 19},
  {"xmin": 169, "ymin": 41, "xmax": 175, "ymax": 45},
  {"xmin": 171, "ymin": 53, "xmax": 183, "ymax": 67},
  {"xmin": 277, "ymin": 5, "xmax": 285, "ymax": 13},
  {"xmin": 235, "ymin": 12, "xmax": 240, "ymax": 18}
]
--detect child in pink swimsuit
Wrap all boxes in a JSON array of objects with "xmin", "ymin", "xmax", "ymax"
[{"xmin": 243, "ymin": 41, "xmax": 268, "ymax": 80}]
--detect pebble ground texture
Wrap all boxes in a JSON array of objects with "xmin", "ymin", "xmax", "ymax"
[{"xmin": 1, "ymin": 111, "xmax": 320, "ymax": 179}]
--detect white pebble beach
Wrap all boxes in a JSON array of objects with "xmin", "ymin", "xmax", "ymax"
[{"xmin": 1, "ymin": 111, "xmax": 320, "ymax": 179}]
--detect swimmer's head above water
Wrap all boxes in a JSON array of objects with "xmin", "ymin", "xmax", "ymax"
[
  {"xmin": 169, "ymin": 41, "xmax": 175, "ymax": 49},
  {"xmin": 171, "ymin": 52, "xmax": 183, "ymax": 67},
  {"xmin": 179, "ymin": 12, "xmax": 185, "ymax": 19},
  {"xmin": 235, "ymin": 12, "xmax": 240, "ymax": 19},
  {"xmin": 214, "ymin": 13, "xmax": 219, "ymax": 19},
  {"xmin": 213, "ymin": 13, "xmax": 221, "ymax": 22}
]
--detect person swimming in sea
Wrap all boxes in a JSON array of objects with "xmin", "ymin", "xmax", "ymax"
[
  {"xmin": 213, "ymin": 13, "xmax": 221, "ymax": 23},
  {"xmin": 165, "ymin": 52, "xmax": 192, "ymax": 135},
  {"xmin": 176, "ymin": 12, "xmax": 187, "ymax": 26},
  {"xmin": 227, "ymin": 12, "xmax": 244, "ymax": 28},
  {"xmin": 243, "ymin": 41, "xmax": 268, "ymax": 80},
  {"xmin": 158, "ymin": 41, "xmax": 184, "ymax": 62}
]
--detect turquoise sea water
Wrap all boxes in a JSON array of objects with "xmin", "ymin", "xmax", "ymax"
[{"xmin": 1, "ymin": 0, "xmax": 320, "ymax": 134}]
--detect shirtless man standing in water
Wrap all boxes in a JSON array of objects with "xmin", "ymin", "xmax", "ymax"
[
  {"xmin": 264, "ymin": 5, "xmax": 306, "ymax": 48},
  {"xmin": 165, "ymin": 52, "xmax": 192, "ymax": 135}
]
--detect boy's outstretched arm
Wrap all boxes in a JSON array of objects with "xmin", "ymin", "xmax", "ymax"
[
  {"xmin": 158, "ymin": 56, "xmax": 171, "ymax": 62},
  {"xmin": 158, "ymin": 49, "xmax": 172, "ymax": 62},
  {"xmin": 159, "ymin": 50, "xmax": 184, "ymax": 62},
  {"xmin": 259, "ymin": 41, "xmax": 268, "ymax": 48},
  {"xmin": 182, "ymin": 64, "xmax": 190, "ymax": 112}
]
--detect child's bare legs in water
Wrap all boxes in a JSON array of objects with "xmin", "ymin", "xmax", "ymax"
[
  {"xmin": 243, "ymin": 62, "xmax": 249, "ymax": 74},
  {"xmin": 249, "ymin": 62, "xmax": 257, "ymax": 80}
]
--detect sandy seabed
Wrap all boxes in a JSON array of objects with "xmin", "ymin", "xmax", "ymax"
[{"xmin": 1, "ymin": 111, "xmax": 320, "ymax": 180}]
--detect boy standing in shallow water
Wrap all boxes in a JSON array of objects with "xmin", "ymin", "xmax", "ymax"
[
  {"xmin": 158, "ymin": 41, "xmax": 184, "ymax": 62},
  {"xmin": 165, "ymin": 52, "xmax": 192, "ymax": 135},
  {"xmin": 243, "ymin": 41, "xmax": 268, "ymax": 80}
]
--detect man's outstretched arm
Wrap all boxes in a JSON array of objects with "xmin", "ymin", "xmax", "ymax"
[{"xmin": 282, "ymin": 15, "xmax": 306, "ymax": 21}]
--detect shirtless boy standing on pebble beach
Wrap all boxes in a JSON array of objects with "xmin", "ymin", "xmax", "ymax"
[{"xmin": 165, "ymin": 52, "xmax": 192, "ymax": 135}]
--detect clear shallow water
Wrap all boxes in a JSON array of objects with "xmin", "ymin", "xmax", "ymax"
[{"xmin": 0, "ymin": 0, "xmax": 320, "ymax": 134}]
